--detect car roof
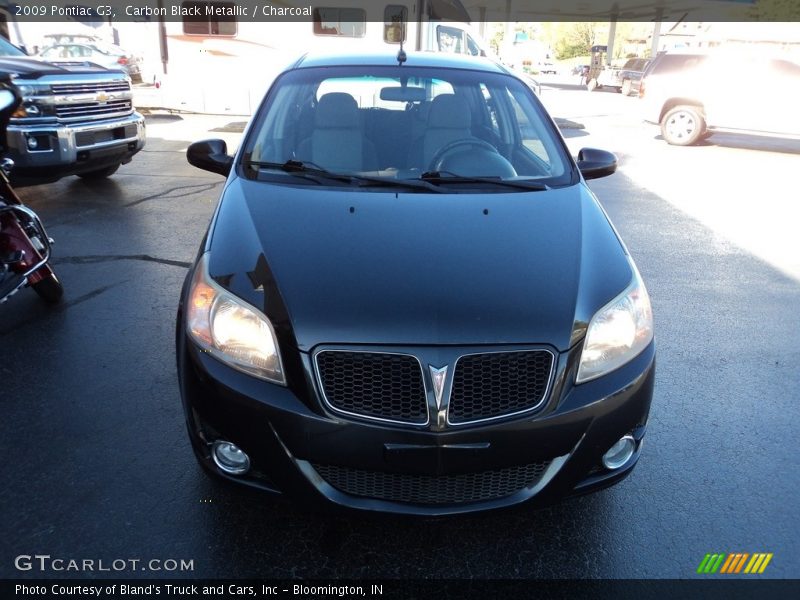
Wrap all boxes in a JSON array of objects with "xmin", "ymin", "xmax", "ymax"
[{"xmin": 292, "ymin": 51, "xmax": 510, "ymax": 75}]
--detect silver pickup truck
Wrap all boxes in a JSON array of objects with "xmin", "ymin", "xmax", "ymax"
[{"xmin": 0, "ymin": 38, "xmax": 145, "ymax": 186}]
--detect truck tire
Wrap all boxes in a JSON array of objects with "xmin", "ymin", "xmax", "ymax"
[
  {"xmin": 660, "ymin": 105, "xmax": 706, "ymax": 146},
  {"xmin": 621, "ymin": 79, "xmax": 632, "ymax": 96},
  {"xmin": 78, "ymin": 165, "xmax": 120, "ymax": 180},
  {"xmin": 32, "ymin": 273, "xmax": 63, "ymax": 304}
]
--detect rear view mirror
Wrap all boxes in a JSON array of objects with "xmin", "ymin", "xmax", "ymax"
[
  {"xmin": 576, "ymin": 148, "xmax": 617, "ymax": 180},
  {"xmin": 187, "ymin": 139, "xmax": 233, "ymax": 177},
  {"xmin": 380, "ymin": 86, "xmax": 426, "ymax": 102}
]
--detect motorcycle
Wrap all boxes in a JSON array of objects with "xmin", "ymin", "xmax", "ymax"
[{"xmin": 0, "ymin": 77, "xmax": 63, "ymax": 304}]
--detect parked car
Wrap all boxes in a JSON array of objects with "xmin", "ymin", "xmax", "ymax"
[
  {"xmin": 596, "ymin": 57, "xmax": 650, "ymax": 95},
  {"xmin": 177, "ymin": 51, "xmax": 655, "ymax": 515},
  {"xmin": 640, "ymin": 50, "xmax": 800, "ymax": 145},
  {"xmin": 37, "ymin": 41, "xmax": 142, "ymax": 83},
  {"xmin": 0, "ymin": 36, "xmax": 145, "ymax": 185}
]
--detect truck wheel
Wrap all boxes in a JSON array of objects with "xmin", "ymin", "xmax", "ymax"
[
  {"xmin": 33, "ymin": 273, "xmax": 63, "ymax": 304},
  {"xmin": 621, "ymin": 79, "xmax": 632, "ymax": 96},
  {"xmin": 661, "ymin": 105, "xmax": 706, "ymax": 146},
  {"xmin": 78, "ymin": 165, "xmax": 120, "ymax": 180}
]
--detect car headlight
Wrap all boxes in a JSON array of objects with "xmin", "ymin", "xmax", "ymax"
[
  {"xmin": 576, "ymin": 264, "xmax": 653, "ymax": 383},
  {"xmin": 186, "ymin": 253, "xmax": 285, "ymax": 385}
]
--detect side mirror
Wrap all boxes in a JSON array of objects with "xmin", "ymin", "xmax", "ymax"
[
  {"xmin": 576, "ymin": 148, "xmax": 617, "ymax": 180},
  {"xmin": 187, "ymin": 139, "xmax": 233, "ymax": 177}
]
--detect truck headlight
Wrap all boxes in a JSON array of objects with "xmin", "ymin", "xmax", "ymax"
[
  {"xmin": 186, "ymin": 253, "xmax": 285, "ymax": 385},
  {"xmin": 576, "ymin": 265, "xmax": 653, "ymax": 383}
]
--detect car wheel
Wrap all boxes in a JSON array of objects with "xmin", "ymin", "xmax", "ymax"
[
  {"xmin": 32, "ymin": 273, "xmax": 63, "ymax": 304},
  {"xmin": 660, "ymin": 105, "xmax": 706, "ymax": 146},
  {"xmin": 621, "ymin": 79, "xmax": 632, "ymax": 96},
  {"xmin": 77, "ymin": 165, "xmax": 120, "ymax": 180}
]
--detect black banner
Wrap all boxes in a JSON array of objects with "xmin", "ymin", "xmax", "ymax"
[
  {"xmin": 3, "ymin": 579, "xmax": 800, "ymax": 600},
  {"xmin": 3, "ymin": 0, "xmax": 799, "ymax": 23}
]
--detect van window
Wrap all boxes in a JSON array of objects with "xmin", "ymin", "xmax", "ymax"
[
  {"xmin": 384, "ymin": 5, "xmax": 408, "ymax": 43},
  {"xmin": 182, "ymin": 1, "xmax": 237, "ymax": 36},
  {"xmin": 437, "ymin": 26, "xmax": 464, "ymax": 53},
  {"xmin": 313, "ymin": 8, "xmax": 366, "ymax": 37}
]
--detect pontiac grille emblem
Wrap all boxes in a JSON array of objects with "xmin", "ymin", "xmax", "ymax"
[
  {"xmin": 428, "ymin": 365, "xmax": 451, "ymax": 429},
  {"xmin": 429, "ymin": 365, "xmax": 448, "ymax": 410}
]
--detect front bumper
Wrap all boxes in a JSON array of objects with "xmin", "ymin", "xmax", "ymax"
[
  {"xmin": 6, "ymin": 112, "xmax": 146, "ymax": 184},
  {"xmin": 177, "ymin": 318, "xmax": 655, "ymax": 515}
]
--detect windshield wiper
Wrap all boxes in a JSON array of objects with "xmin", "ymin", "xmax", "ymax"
[
  {"xmin": 246, "ymin": 160, "xmax": 444, "ymax": 192},
  {"xmin": 245, "ymin": 159, "xmax": 355, "ymax": 184},
  {"xmin": 419, "ymin": 171, "xmax": 549, "ymax": 191}
]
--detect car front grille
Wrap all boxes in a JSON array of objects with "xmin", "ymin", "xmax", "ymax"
[
  {"xmin": 51, "ymin": 81, "xmax": 131, "ymax": 95},
  {"xmin": 448, "ymin": 350, "xmax": 554, "ymax": 424},
  {"xmin": 315, "ymin": 348, "xmax": 554, "ymax": 426},
  {"xmin": 312, "ymin": 461, "xmax": 551, "ymax": 505},
  {"xmin": 316, "ymin": 351, "xmax": 427, "ymax": 424},
  {"xmin": 55, "ymin": 100, "xmax": 133, "ymax": 120}
]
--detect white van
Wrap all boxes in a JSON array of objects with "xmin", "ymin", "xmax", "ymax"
[{"xmin": 122, "ymin": 0, "xmax": 493, "ymax": 115}]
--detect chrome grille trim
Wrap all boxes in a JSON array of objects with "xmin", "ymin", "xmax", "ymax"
[
  {"xmin": 51, "ymin": 81, "xmax": 131, "ymax": 94},
  {"xmin": 55, "ymin": 100, "xmax": 133, "ymax": 119}
]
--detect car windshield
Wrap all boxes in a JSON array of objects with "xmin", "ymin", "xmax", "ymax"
[
  {"xmin": 242, "ymin": 64, "xmax": 574, "ymax": 190},
  {"xmin": 0, "ymin": 37, "xmax": 26, "ymax": 57}
]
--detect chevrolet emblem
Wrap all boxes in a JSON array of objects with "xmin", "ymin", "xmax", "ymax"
[{"xmin": 96, "ymin": 92, "xmax": 109, "ymax": 103}]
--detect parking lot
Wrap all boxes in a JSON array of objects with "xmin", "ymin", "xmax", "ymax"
[{"xmin": 1, "ymin": 81, "xmax": 799, "ymax": 579}]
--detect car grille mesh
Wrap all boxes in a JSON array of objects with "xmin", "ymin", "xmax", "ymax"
[
  {"xmin": 317, "ymin": 351, "xmax": 427, "ymax": 424},
  {"xmin": 448, "ymin": 351, "xmax": 553, "ymax": 423},
  {"xmin": 313, "ymin": 461, "xmax": 551, "ymax": 505}
]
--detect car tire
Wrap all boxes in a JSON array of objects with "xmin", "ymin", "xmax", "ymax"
[
  {"xmin": 660, "ymin": 105, "xmax": 706, "ymax": 146},
  {"xmin": 621, "ymin": 79, "xmax": 633, "ymax": 96},
  {"xmin": 32, "ymin": 273, "xmax": 63, "ymax": 304},
  {"xmin": 77, "ymin": 165, "xmax": 120, "ymax": 180}
]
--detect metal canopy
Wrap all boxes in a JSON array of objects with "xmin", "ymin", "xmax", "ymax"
[{"xmin": 463, "ymin": 0, "xmax": 756, "ymax": 21}]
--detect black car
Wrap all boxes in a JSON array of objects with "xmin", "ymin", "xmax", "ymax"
[{"xmin": 177, "ymin": 52, "xmax": 655, "ymax": 515}]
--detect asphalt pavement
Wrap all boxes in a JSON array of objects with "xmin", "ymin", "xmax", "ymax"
[{"xmin": 1, "ymin": 86, "xmax": 798, "ymax": 580}]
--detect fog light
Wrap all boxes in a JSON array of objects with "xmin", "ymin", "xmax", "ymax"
[
  {"xmin": 602, "ymin": 435, "xmax": 636, "ymax": 470},
  {"xmin": 26, "ymin": 136, "xmax": 38, "ymax": 150},
  {"xmin": 212, "ymin": 441, "xmax": 250, "ymax": 475}
]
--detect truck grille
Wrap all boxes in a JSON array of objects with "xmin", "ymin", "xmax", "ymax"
[
  {"xmin": 51, "ymin": 81, "xmax": 131, "ymax": 95},
  {"xmin": 448, "ymin": 350, "xmax": 554, "ymax": 424},
  {"xmin": 312, "ymin": 461, "xmax": 551, "ymax": 505},
  {"xmin": 55, "ymin": 100, "xmax": 133, "ymax": 120},
  {"xmin": 316, "ymin": 351, "xmax": 427, "ymax": 425}
]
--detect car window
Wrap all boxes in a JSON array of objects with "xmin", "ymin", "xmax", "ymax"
[
  {"xmin": 0, "ymin": 37, "xmax": 26, "ymax": 57},
  {"xmin": 243, "ymin": 65, "xmax": 571, "ymax": 188},
  {"xmin": 651, "ymin": 54, "xmax": 708, "ymax": 75}
]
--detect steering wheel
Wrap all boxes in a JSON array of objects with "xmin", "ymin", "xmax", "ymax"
[{"xmin": 428, "ymin": 138, "xmax": 499, "ymax": 172}]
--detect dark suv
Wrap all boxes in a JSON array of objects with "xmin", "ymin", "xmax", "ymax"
[{"xmin": 640, "ymin": 51, "xmax": 800, "ymax": 145}]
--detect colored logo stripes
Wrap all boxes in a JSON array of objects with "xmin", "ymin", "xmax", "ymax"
[{"xmin": 697, "ymin": 553, "xmax": 773, "ymax": 574}]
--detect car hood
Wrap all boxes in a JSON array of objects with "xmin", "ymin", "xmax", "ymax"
[
  {"xmin": 206, "ymin": 177, "xmax": 632, "ymax": 352},
  {"xmin": 0, "ymin": 57, "xmax": 115, "ymax": 78}
]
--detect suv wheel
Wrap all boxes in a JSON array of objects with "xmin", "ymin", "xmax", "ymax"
[{"xmin": 661, "ymin": 105, "xmax": 706, "ymax": 146}]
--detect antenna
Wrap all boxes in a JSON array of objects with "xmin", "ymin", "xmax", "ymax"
[{"xmin": 397, "ymin": 12, "xmax": 407, "ymax": 65}]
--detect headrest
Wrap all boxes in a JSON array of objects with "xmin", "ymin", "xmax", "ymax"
[
  {"xmin": 427, "ymin": 94, "xmax": 471, "ymax": 129},
  {"xmin": 315, "ymin": 93, "xmax": 359, "ymax": 128}
]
